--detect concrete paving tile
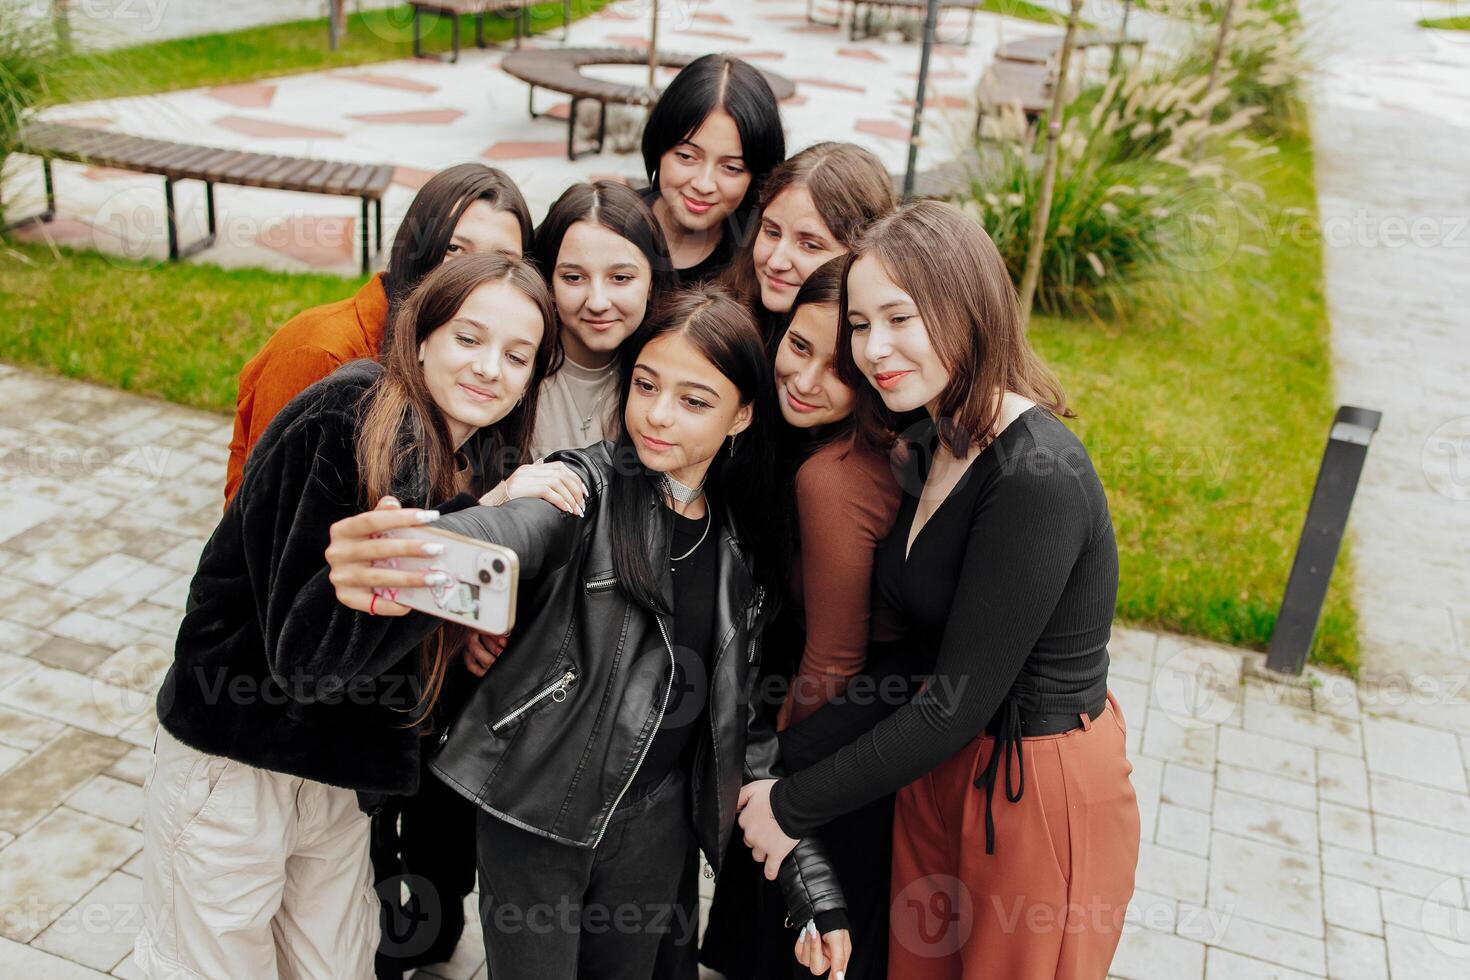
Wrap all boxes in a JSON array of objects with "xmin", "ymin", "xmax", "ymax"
[
  {"xmin": 0, "ymin": 665, "xmax": 149, "ymax": 737},
  {"xmin": 32, "ymin": 871, "xmax": 146, "ymax": 972},
  {"xmin": 1323, "ymin": 875, "xmax": 1382, "ymax": 936},
  {"xmin": 1208, "ymin": 832, "xmax": 1323, "ymax": 939},
  {"xmin": 1316, "ymin": 750, "xmax": 1370, "ymax": 810},
  {"xmin": 0, "ymin": 808, "xmax": 141, "ymax": 942},
  {"xmin": 1362, "ymin": 715, "xmax": 1468, "ymax": 793}
]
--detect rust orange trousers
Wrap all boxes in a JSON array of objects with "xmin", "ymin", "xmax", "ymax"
[{"xmin": 887, "ymin": 692, "xmax": 1140, "ymax": 979}]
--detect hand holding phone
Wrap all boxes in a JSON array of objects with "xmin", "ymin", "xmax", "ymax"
[{"xmin": 373, "ymin": 526, "xmax": 520, "ymax": 633}]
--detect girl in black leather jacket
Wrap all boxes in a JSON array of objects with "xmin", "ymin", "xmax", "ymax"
[{"xmin": 326, "ymin": 286, "xmax": 851, "ymax": 980}]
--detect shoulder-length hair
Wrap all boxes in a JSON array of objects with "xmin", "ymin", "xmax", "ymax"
[
  {"xmin": 641, "ymin": 54, "xmax": 786, "ymax": 246},
  {"xmin": 357, "ymin": 252, "xmax": 556, "ymax": 727},
  {"xmin": 724, "ymin": 141, "xmax": 898, "ymax": 311},
  {"xmin": 608, "ymin": 285, "xmax": 783, "ymax": 613},
  {"xmin": 835, "ymin": 201, "xmax": 1071, "ymax": 459},
  {"xmin": 531, "ymin": 179, "xmax": 679, "ymax": 302},
  {"xmin": 382, "ymin": 164, "xmax": 534, "ymax": 326}
]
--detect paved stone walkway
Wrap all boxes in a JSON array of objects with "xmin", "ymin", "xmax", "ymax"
[
  {"xmin": 1294, "ymin": 0, "xmax": 1470, "ymax": 738},
  {"xmin": 2, "ymin": 362, "xmax": 1469, "ymax": 977}
]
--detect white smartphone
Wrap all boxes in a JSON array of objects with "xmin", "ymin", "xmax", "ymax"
[{"xmin": 374, "ymin": 526, "xmax": 519, "ymax": 634}]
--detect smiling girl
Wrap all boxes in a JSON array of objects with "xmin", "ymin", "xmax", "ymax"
[
  {"xmin": 724, "ymin": 141, "xmax": 896, "ymax": 334},
  {"xmin": 735, "ymin": 202, "xmax": 1140, "ymax": 980},
  {"xmin": 137, "ymin": 255, "xmax": 557, "ymax": 979},
  {"xmin": 323, "ymin": 287, "xmax": 852, "ymax": 980},
  {"xmin": 640, "ymin": 55, "xmax": 786, "ymax": 285}
]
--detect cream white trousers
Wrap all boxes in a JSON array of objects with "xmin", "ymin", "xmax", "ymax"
[{"xmin": 134, "ymin": 727, "xmax": 379, "ymax": 979}]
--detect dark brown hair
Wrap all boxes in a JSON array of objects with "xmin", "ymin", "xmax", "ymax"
[
  {"xmin": 357, "ymin": 252, "xmax": 556, "ymax": 724},
  {"xmin": 531, "ymin": 179, "xmax": 679, "ymax": 300},
  {"xmin": 774, "ymin": 256, "xmax": 893, "ymax": 458},
  {"xmin": 725, "ymin": 141, "xmax": 899, "ymax": 309},
  {"xmin": 835, "ymin": 201, "xmax": 1071, "ymax": 459},
  {"xmin": 382, "ymin": 164, "xmax": 534, "ymax": 326}
]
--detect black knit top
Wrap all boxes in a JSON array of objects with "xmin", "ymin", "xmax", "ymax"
[{"xmin": 770, "ymin": 408, "xmax": 1118, "ymax": 839}]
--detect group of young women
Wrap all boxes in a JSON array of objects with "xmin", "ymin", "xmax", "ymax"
[{"xmin": 136, "ymin": 52, "xmax": 1140, "ymax": 980}]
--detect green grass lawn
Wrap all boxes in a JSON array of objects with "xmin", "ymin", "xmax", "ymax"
[
  {"xmin": 1030, "ymin": 133, "xmax": 1357, "ymax": 671},
  {"xmin": 1419, "ymin": 16, "xmax": 1470, "ymax": 31},
  {"xmin": 45, "ymin": 1, "xmax": 607, "ymax": 105},
  {"xmin": 0, "ymin": 130, "xmax": 1359, "ymax": 670}
]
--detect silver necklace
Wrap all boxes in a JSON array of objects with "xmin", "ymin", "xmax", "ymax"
[
  {"xmin": 661, "ymin": 472, "xmax": 705, "ymax": 505},
  {"xmin": 671, "ymin": 507, "xmax": 712, "ymax": 563}
]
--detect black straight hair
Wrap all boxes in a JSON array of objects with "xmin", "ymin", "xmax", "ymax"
[
  {"xmin": 381, "ymin": 163, "xmax": 533, "ymax": 331},
  {"xmin": 640, "ymin": 55, "xmax": 786, "ymax": 247},
  {"xmin": 608, "ymin": 285, "xmax": 784, "ymax": 614},
  {"xmin": 531, "ymin": 179, "xmax": 680, "ymax": 301}
]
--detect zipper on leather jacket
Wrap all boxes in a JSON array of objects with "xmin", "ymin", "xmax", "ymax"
[
  {"xmin": 489, "ymin": 668, "xmax": 578, "ymax": 734},
  {"xmin": 585, "ymin": 576, "xmax": 617, "ymax": 593},
  {"xmin": 747, "ymin": 586, "xmax": 765, "ymax": 663},
  {"xmin": 593, "ymin": 616, "xmax": 676, "ymax": 847}
]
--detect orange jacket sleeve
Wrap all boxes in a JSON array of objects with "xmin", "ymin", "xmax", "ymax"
[{"xmin": 224, "ymin": 345, "xmax": 347, "ymax": 505}]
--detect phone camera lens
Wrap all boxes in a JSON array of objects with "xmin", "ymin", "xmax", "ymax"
[
  {"xmin": 492, "ymin": 559, "xmax": 506, "ymax": 574},
  {"xmin": 478, "ymin": 569, "xmax": 491, "ymax": 584}
]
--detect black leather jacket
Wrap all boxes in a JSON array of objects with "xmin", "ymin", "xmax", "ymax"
[{"xmin": 427, "ymin": 443, "xmax": 845, "ymax": 927}]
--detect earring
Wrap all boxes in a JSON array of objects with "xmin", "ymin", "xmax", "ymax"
[{"xmin": 727, "ymin": 434, "xmax": 737, "ymax": 457}]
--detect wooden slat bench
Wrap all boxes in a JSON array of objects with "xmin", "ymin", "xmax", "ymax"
[
  {"xmin": 500, "ymin": 47, "xmax": 797, "ymax": 160},
  {"xmin": 408, "ymin": 0, "xmax": 573, "ymax": 63},
  {"xmin": 995, "ymin": 30, "xmax": 1146, "ymax": 66},
  {"xmin": 5, "ymin": 121, "xmax": 393, "ymax": 273}
]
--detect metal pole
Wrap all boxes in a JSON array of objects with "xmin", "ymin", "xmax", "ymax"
[
  {"xmin": 1111, "ymin": 0, "xmax": 1133, "ymax": 76},
  {"xmin": 901, "ymin": 0, "xmax": 942, "ymax": 201}
]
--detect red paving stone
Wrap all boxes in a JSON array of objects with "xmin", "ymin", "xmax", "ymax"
[
  {"xmin": 333, "ymin": 72, "xmax": 438, "ymax": 94},
  {"xmin": 899, "ymin": 94, "xmax": 971, "ymax": 110},
  {"xmin": 213, "ymin": 115, "xmax": 344, "ymax": 140},
  {"xmin": 837, "ymin": 47, "xmax": 884, "ymax": 62},
  {"xmin": 691, "ymin": 12, "xmax": 734, "ymax": 24},
  {"xmin": 606, "ymin": 34, "xmax": 651, "ymax": 49},
  {"xmin": 855, "ymin": 119, "xmax": 911, "ymax": 141},
  {"xmin": 9, "ymin": 216, "xmax": 96, "ymax": 247},
  {"xmin": 82, "ymin": 166, "xmax": 139, "ymax": 181},
  {"xmin": 347, "ymin": 108, "xmax": 466, "ymax": 125},
  {"xmin": 674, "ymin": 29, "xmax": 753, "ymax": 43},
  {"xmin": 792, "ymin": 77, "xmax": 865, "ymax": 93},
  {"xmin": 545, "ymin": 102, "xmax": 572, "ymax": 120},
  {"xmin": 780, "ymin": 94, "xmax": 809, "ymax": 107},
  {"xmin": 257, "ymin": 214, "xmax": 357, "ymax": 268},
  {"xmin": 392, "ymin": 166, "xmax": 439, "ymax": 190},
  {"xmin": 482, "ymin": 141, "xmax": 568, "ymax": 160},
  {"xmin": 206, "ymin": 83, "xmax": 276, "ymax": 109},
  {"xmin": 729, "ymin": 50, "xmax": 787, "ymax": 61}
]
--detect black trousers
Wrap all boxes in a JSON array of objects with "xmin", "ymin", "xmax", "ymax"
[
  {"xmin": 475, "ymin": 767, "xmax": 697, "ymax": 980},
  {"xmin": 372, "ymin": 748, "xmax": 479, "ymax": 974},
  {"xmin": 700, "ymin": 641, "xmax": 915, "ymax": 980}
]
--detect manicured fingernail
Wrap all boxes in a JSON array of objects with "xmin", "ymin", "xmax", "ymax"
[
  {"xmin": 421, "ymin": 543, "xmax": 444, "ymax": 555},
  {"xmin": 425, "ymin": 572, "xmax": 451, "ymax": 586},
  {"xmin": 416, "ymin": 510, "xmax": 440, "ymax": 523}
]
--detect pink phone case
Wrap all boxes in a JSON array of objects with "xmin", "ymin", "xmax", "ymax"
[{"xmin": 375, "ymin": 526, "xmax": 519, "ymax": 634}]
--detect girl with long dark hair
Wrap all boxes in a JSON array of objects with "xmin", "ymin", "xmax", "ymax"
[
  {"xmin": 736, "ymin": 202, "xmax": 1141, "ymax": 980},
  {"xmin": 701, "ymin": 258, "xmax": 909, "ymax": 980},
  {"xmin": 323, "ymin": 287, "xmax": 853, "ymax": 980},
  {"xmin": 137, "ymin": 254, "xmax": 557, "ymax": 979},
  {"xmin": 640, "ymin": 54, "xmax": 786, "ymax": 285}
]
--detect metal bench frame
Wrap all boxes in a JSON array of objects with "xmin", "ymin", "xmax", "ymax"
[
  {"xmin": 4, "ymin": 123, "xmax": 392, "ymax": 273},
  {"xmin": 409, "ymin": 0, "xmax": 573, "ymax": 63}
]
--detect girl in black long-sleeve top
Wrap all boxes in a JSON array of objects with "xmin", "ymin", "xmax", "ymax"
[{"xmin": 736, "ymin": 202, "xmax": 1141, "ymax": 980}]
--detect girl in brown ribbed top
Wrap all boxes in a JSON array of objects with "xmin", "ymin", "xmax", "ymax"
[
  {"xmin": 700, "ymin": 259, "xmax": 915, "ymax": 980},
  {"xmin": 737, "ymin": 202, "xmax": 1140, "ymax": 980}
]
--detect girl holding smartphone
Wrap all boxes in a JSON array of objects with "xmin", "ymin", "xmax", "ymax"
[
  {"xmin": 136, "ymin": 254, "xmax": 558, "ymax": 980},
  {"xmin": 324, "ymin": 287, "xmax": 852, "ymax": 980}
]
